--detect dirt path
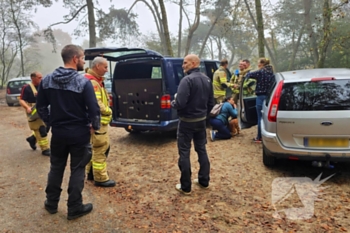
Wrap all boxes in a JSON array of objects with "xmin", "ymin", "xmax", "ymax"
[{"xmin": 1, "ymin": 88, "xmax": 350, "ymax": 233}]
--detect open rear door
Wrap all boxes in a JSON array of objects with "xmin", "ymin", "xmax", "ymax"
[
  {"xmin": 239, "ymin": 76, "xmax": 258, "ymax": 129},
  {"xmin": 84, "ymin": 47, "xmax": 163, "ymax": 61}
]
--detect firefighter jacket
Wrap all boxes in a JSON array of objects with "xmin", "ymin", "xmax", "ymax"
[
  {"xmin": 230, "ymin": 67, "xmax": 252, "ymax": 94},
  {"xmin": 85, "ymin": 71, "xmax": 112, "ymax": 125},
  {"xmin": 213, "ymin": 66, "xmax": 232, "ymax": 98}
]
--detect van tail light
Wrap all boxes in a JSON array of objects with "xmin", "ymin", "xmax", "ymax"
[
  {"xmin": 7, "ymin": 88, "xmax": 11, "ymax": 94},
  {"xmin": 108, "ymin": 94, "xmax": 113, "ymax": 107},
  {"xmin": 161, "ymin": 94, "xmax": 171, "ymax": 109},
  {"xmin": 268, "ymin": 81, "xmax": 284, "ymax": 122}
]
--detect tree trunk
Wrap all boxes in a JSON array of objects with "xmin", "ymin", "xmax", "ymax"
[
  {"xmin": 86, "ymin": 0, "xmax": 96, "ymax": 48},
  {"xmin": 317, "ymin": 0, "xmax": 332, "ymax": 68},
  {"xmin": 304, "ymin": 0, "xmax": 319, "ymax": 66},
  {"xmin": 244, "ymin": 0, "xmax": 277, "ymax": 70},
  {"xmin": 184, "ymin": 0, "xmax": 201, "ymax": 55},
  {"xmin": 255, "ymin": 0, "xmax": 265, "ymax": 57},
  {"xmin": 10, "ymin": 1, "xmax": 24, "ymax": 76},
  {"xmin": 288, "ymin": 25, "xmax": 305, "ymax": 70},
  {"xmin": 128, "ymin": 0, "xmax": 166, "ymax": 54},
  {"xmin": 177, "ymin": 0, "xmax": 183, "ymax": 57},
  {"xmin": 198, "ymin": 1, "xmax": 225, "ymax": 57},
  {"xmin": 158, "ymin": 0, "xmax": 173, "ymax": 56}
]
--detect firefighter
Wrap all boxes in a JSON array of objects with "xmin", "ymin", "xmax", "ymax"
[
  {"xmin": 230, "ymin": 59, "xmax": 252, "ymax": 104},
  {"xmin": 19, "ymin": 72, "xmax": 50, "ymax": 156},
  {"xmin": 213, "ymin": 59, "xmax": 233, "ymax": 104},
  {"xmin": 85, "ymin": 57, "xmax": 116, "ymax": 187}
]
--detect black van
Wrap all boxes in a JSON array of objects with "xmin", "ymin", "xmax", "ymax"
[{"xmin": 84, "ymin": 47, "xmax": 219, "ymax": 133}]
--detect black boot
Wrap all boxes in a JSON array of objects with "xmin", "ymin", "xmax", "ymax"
[
  {"xmin": 42, "ymin": 149, "xmax": 51, "ymax": 156},
  {"xmin": 26, "ymin": 135, "xmax": 36, "ymax": 150},
  {"xmin": 94, "ymin": 180, "xmax": 116, "ymax": 187},
  {"xmin": 67, "ymin": 203, "xmax": 93, "ymax": 220},
  {"xmin": 87, "ymin": 166, "xmax": 94, "ymax": 181}
]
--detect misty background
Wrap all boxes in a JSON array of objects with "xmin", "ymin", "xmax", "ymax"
[{"xmin": 1, "ymin": 0, "xmax": 349, "ymax": 87}]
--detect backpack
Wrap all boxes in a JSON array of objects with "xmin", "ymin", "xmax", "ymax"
[{"xmin": 209, "ymin": 103, "xmax": 223, "ymax": 117}]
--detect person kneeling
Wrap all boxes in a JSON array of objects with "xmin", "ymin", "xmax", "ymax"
[{"xmin": 209, "ymin": 97, "xmax": 238, "ymax": 141}]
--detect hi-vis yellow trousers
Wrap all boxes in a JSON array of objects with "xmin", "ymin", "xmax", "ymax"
[
  {"xmin": 86, "ymin": 124, "xmax": 110, "ymax": 182},
  {"xmin": 28, "ymin": 119, "xmax": 49, "ymax": 151}
]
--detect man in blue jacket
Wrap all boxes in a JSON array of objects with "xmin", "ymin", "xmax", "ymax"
[
  {"xmin": 36, "ymin": 44, "xmax": 101, "ymax": 220},
  {"xmin": 171, "ymin": 54, "xmax": 214, "ymax": 195}
]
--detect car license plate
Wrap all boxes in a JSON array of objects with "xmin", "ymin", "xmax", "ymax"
[{"xmin": 304, "ymin": 137, "xmax": 349, "ymax": 147}]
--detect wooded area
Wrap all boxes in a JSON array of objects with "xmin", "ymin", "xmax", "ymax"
[{"xmin": 0, "ymin": 0, "xmax": 349, "ymax": 88}]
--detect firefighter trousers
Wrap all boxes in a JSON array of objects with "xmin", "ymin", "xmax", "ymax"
[
  {"xmin": 86, "ymin": 124, "xmax": 110, "ymax": 182},
  {"xmin": 28, "ymin": 119, "xmax": 49, "ymax": 151}
]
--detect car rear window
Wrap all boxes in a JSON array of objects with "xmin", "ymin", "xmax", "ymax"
[
  {"xmin": 279, "ymin": 79, "xmax": 350, "ymax": 110},
  {"xmin": 8, "ymin": 80, "xmax": 30, "ymax": 88}
]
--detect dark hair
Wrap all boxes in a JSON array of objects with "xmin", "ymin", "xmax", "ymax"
[
  {"xmin": 242, "ymin": 59, "xmax": 250, "ymax": 64},
  {"xmin": 220, "ymin": 59, "xmax": 228, "ymax": 66},
  {"xmin": 30, "ymin": 72, "xmax": 38, "ymax": 79},
  {"xmin": 61, "ymin": 44, "xmax": 84, "ymax": 64},
  {"xmin": 223, "ymin": 96, "xmax": 233, "ymax": 102}
]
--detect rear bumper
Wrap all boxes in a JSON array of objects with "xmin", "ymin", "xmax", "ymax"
[
  {"xmin": 110, "ymin": 119, "xmax": 178, "ymax": 132},
  {"xmin": 6, "ymin": 95, "xmax": 20, "ymax": 104},
  {"xmin": 262, "ymin": 122, "xmax": 350, "ymax": 161}
]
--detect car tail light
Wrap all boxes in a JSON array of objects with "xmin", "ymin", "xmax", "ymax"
[
  {"xmin": 161, "ymin": 94, "xmax": 171, "ymax": 109},
  {"xmin": 268, "ymin": 81, "xmax": 284, "ymax": 122},
  {"xmin": 108, "ymin": 94, "xmax": 113, "ymax": 107},
  {"xmin": 7, "ymin": 88, "xmax": 10, "ymax": 94},
  {"xmin": 311, "ymin": 77, "xmax": 335, "ymax": 82}
]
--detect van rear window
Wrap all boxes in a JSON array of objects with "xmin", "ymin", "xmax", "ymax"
[
  {"xmin": 114, "ymin": 62, "xmax": 162, "ymax": 80},
  {"xmin": 279, "ymin": 79, "xmax": 350, "ymax": 110}
]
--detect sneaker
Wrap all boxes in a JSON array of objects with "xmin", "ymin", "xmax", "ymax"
[
  {"xmin": 253, "ymin": 137, "xmax": 262, "ymax": 143},
  {"xmin": 44, "ymin": 200, "xmax": 58, "ymax": 214},
  {"xmin": 67, "ymin": 203, "xmax": 93, "ymax": 220},
  {"xmin": 26, "ymin": 135, "xmax": 36, "ymax": 150},
  {"xmin": 193, "ymin": 179, "xmax": 209, "ymax": 189},
  {"xmin": 175, "ymin": 184, "xmax": 191, "ymax": 195},
  {"xmin": 210, "ymin": 130, "xmax": 215, "ymax": 142}
]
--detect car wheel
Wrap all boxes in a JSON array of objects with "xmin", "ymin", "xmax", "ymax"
[
  {"xmin": 263, "ymin": 144, "xmax": 276, "ymax": 167},
  {"xmin": 124, "ymin": 128, "xmax": 141, "ymax": 134},
  {"xmin": 7, "ymin": 103, "xmax": 14, "ymax": 107}
]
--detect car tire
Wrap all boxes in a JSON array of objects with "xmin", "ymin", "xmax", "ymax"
[
  {"xmin": 263, "ymin": 144, "xmax": 276, "ymax": 167},
  {"xmin": 7, "ymin": 103, "xmax": 14, "ymax": 107}
]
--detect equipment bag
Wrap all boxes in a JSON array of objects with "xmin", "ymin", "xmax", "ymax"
[{"xmin": 209, "ymin": 103, "xmax": 224, "ymax": 117}]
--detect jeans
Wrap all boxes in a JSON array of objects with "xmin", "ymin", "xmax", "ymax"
[
  {"xmin": 177, "ymin": 120, "xmax": 210, "ymax": 192},
  {"xmin": 256, "ymin": 95, "xmax": 266, "ymax": 139},
  {"xmin": 45, "ymin": 133, "xmax": 91, "ymax": 211},
  {"xmin": 209, "ymin": 118, "xmax": 231, "ymax": 139}
]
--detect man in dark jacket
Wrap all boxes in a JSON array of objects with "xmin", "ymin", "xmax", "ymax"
[
  {"xmin": 36, "ymin": 44, "xmax": 101, "ymax": 220},
  {"xmin": 171, "ymin": 54, "xmax": 214, "ymax": 195}
]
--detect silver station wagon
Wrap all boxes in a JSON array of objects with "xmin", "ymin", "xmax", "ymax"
[{"xmin": 239, "ymin": 68, "xmax": 350, "ymax": 167}]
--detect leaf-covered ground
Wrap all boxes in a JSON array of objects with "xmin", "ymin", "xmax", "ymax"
[{"xmin": 1, "ymin": 89, "xmax": 350, "ymax": 233}]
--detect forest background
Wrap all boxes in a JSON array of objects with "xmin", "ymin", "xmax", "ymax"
[{"xmin": 0, "ymin": 0, "xmax": 349, "ymax": 87}]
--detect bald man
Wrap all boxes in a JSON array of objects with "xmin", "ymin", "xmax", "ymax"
[{"xmin": 171, "ymin": 54, "xmax": 214, "ymax": 195}]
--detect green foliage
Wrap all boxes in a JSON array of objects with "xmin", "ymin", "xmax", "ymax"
[{"xmin": 97, "ymin": 7, "xmax": 140, "ymax": 42}]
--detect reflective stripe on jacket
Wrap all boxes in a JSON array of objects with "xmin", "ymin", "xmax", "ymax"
[{"xmin": 85, "ymin": 73, "xmax": 112, "ymax": 125}]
